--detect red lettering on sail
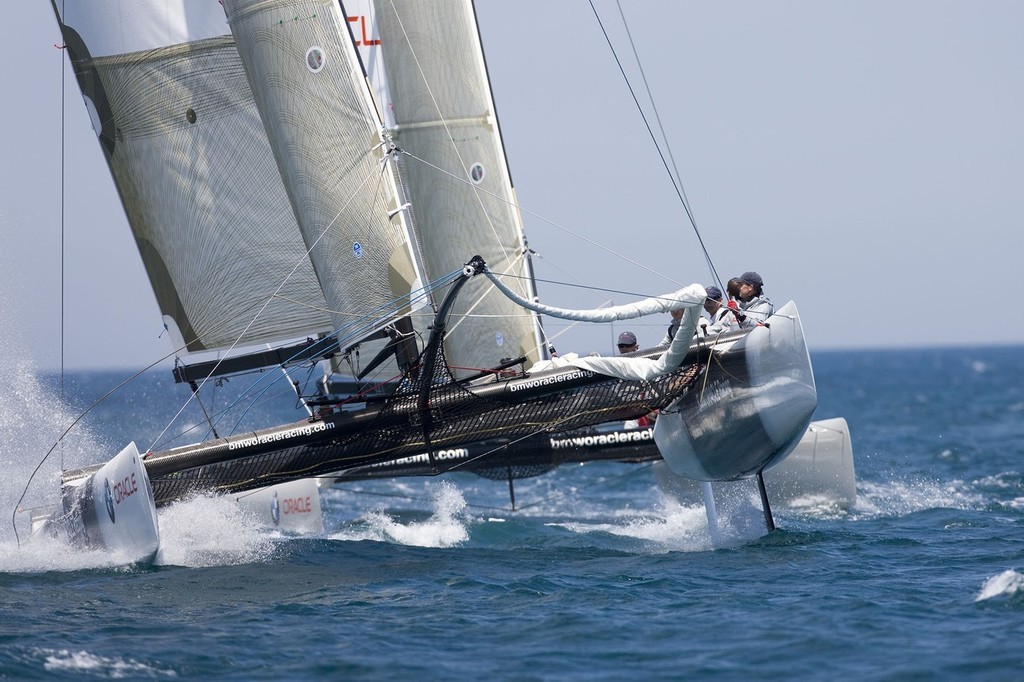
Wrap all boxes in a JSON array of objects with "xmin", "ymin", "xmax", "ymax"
[
  {"xmin": 360, "ymin": 16, "xmax": 380, "ymax": 45},
  {"xmin": 347, "ymin": 15, "xmax": 381, "ymax": 46}
]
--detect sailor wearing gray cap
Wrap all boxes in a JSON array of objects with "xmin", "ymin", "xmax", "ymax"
[{"xmin": 617, "ymin": 331, "xmax": 639, "ymax": 354}]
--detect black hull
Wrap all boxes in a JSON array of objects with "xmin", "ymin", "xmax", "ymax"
[
  {"xmin": 63, "ymin": 332, "xmax": 735, "ymax": 506},
  {"xmin": 62, "ymin": 303, "xmax": 815, "ymax": 505}
]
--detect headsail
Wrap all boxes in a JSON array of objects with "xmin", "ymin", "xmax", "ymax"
[{"xmin": 368, "ymin": 0, "xmax": 547, "ymax": 378}]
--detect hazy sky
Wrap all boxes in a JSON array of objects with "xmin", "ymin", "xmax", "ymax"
[{"xmin": 2, "ymin": 1, "xmax": 1022, "ymax": 371}]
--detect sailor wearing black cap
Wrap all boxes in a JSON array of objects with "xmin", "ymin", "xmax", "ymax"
[{"xmin": 736, "ymin": 271, "xmax": 773, "ymax": 327}]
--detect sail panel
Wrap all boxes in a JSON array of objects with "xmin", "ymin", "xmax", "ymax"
[
  {"xmin": 55, "ymin": 6, "xmax": 334, "ymax": 352},
  {"xmin": 224, "ymin": 0, "xmax": 423, "ymax": 349},
  {"xmin": 372, "ymin": 0, "xmax": 545, "ymax": 376},
  {"xmin": 56, "ymin": 1, "xmax": 230, "ymax": 58}
]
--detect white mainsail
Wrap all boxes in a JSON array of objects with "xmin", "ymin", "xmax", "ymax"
[{"xmin": 223, "ymin": 0, "xmax": 424, "ymax": 356}]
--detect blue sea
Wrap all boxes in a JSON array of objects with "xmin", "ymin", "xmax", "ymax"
[{"xmin": 2, "ymin": 346, "xmax": 1023, "ymax": 680}]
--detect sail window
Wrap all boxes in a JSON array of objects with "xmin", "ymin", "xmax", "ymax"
[
  {"xmin": 469, "ymin": 162, "xmax": 485, "ymax": 184},
  {"xmin": 306, "ymin": 47, "xmax": 325, "ymax": 73}
]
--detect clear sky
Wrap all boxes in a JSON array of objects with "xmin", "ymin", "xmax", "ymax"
[{"xmin": 2, "ymin": 1, "xmax": 1022, "ymax": 371}]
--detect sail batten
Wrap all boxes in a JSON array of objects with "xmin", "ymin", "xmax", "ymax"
[{"xmin": 394, "ymin": 116, "xmax": 493, "ymax": 131}]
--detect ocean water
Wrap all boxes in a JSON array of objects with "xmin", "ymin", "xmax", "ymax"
[{"xmin": 2, "ymin": 346, "xmax": 1023, "ymax": 680}]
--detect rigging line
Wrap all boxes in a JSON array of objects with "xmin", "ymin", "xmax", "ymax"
[
  {"xmin": 151, "ymin": 382, "xmax": 300, "ymax": 452},
  {"xmin": 697, "ymin": 334, "xmax": 722, "ymax": 401},
  {"xmin": 443, "ymin": 311, "xmax": 542, "ymax": 319},
  {"xmin": 216, "ymin": 304, "xmax": 426, "ymax": 437},
  {"xmin": 493, "ymin": 270, "xmax": 688, "ymax": 306},
  {"xmin": 587, "ymin": 0, "xmax": 722, "ymax": 289},
  {"xmin": 208, "ymin": 268, "xmax": 463, "ymax": 437},
  {"xmin": 59, "ymin": 3, "xmax": 66, "ymax": 472},
  {"xmin": 547, "ymin": 302, "xmax": 614, "ymax": 343},
  {"xmin": 521, "ymin": 248, "xmax": 619, "ymax": 351},
  {"xmin": 612, "ymin": 0, "xmax": 722, "ymax": 290},
  {"xmin": 478, "ymin": 267, "xmax": 627, "ymax": 348},
  {"xmin": 331, "ymin": 371, "xmax": 408, "ymax": 409},
  {"xmin": 382, "ymin": 0, "xmax": 527, "ymax": 297},
  {"xmin": 400, "ymin": 149, "xmax": 685, "ymax": 289},
  {"xmin": 225, "ymin": 368, "xmax": 305, "ymax": 437},
  {"xmin": 272, "ymin": 270, "xmax": 445, "ymax": 326},
  {"xmin": 144, "ymin": 157, "xmax": 387, "ymax": 455},
  {"xmin": 523, "ymin": 247, "xmax": 597, "ymax": 295},
  {"xmin": 278, "ymin": 268, "xmax": 452, "ymax": 362},
  {"xmin": 614, "ymin": 0, "xmax": 692, "ymax": 227},
  {"xmin": 211, "ymin": 270, "xmax": 461, "ymax": 438},
  {"xmin": 25, "ymin": 287, "xmax": 308, "ymax": 464}
]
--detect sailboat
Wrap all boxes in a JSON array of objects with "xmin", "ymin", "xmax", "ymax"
[{"xmin": 25, "ymin": 0, "xmax": 836, "ymax": 561}]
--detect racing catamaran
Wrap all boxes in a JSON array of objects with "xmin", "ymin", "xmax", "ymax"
[{"xmin": 24, "ymin": 0, "xmax": 833, "ymax": 562}]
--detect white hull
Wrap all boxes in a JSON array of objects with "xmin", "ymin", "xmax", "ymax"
[
  {"xmin": 32, "ymin": 448, "xmax": 324, "ymax": 562},
  {"xmin": 229, "ymin": 478, "xmax": 324, "ymax": 534},
  {"xmin": 654, "ymin": 417, "xmax": 856, "ymax": 510},
  {"xmin": 31, "ymin": 443, "xmax": 160, "ymax": 563}
]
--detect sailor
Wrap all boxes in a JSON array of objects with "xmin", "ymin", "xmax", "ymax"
[
  {"xmin": 726, "ymin": 277, "xmax": 742, "ymax": 302},
  {"xmin": 616, "ymin": 331, "xmax": 639, "ymax": 354},
  {"xmin": 720, "ymin": 276, "xmax": 751, "ymax": 326},
  {"xmin": 616, "ymin": 331, "xmax": 652, "ymax": 428},
  {"xmin": 735, "ymin": 271, "xmax": 773, "ymax": 327},
  {"xmin": 696, "ymin": 285, "xmax": 733, "ymax": 336},
  {"xmin": 661, "ymin": 284, "xmax": 732, "ymax": 344}
]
